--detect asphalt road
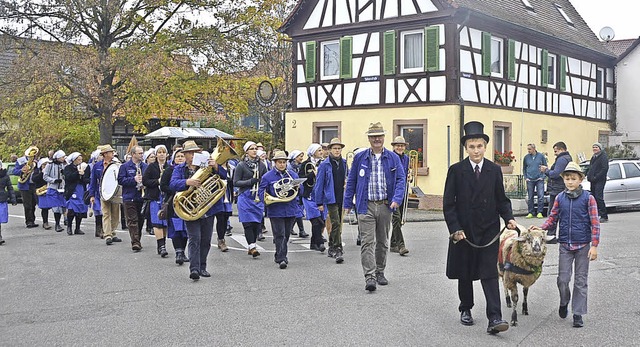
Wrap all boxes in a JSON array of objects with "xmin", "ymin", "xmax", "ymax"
[{"xmin": 1, "ymin": 204, "xmax": 639, "ymax": 346}]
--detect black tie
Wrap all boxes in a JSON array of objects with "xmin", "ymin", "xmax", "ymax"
[{"xmin": 475, "ymin": 165, "xmax": 480, "ymax": 180}]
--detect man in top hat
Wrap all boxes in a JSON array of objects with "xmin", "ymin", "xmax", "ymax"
[
  {"xmin": 443, "ymin": 121, "xmax": 517, "ymax": 334},
  {"xmin": 390, "ymin": 136, "xmax": 411, "ymax": 256},
  {"xmin": 118, "ymin": 145, "xmax": 148, "ymax": 252},
  {"xmin": 314, "ymin": 137, "xmax": 348, "ymax": 263},
  {"xmin": 89, "ymin": 144, "xmax": 123, "ymax": 245},
  {"xmin": 344, "ymin": 122, "xmax": 405, "ymax": 292}
]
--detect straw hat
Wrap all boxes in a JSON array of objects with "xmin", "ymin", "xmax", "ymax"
[
  {"xmin": 98, "ymin": 144, "xmax": 116, "ymax": 154},
  {"xmin": 181, "ymin": 140, "xmax": 202, "ymax": 152},
  {"xmin": 390, "ymin": 136, "xmax": 408, "ymax": 145},
  {"xmin": 365, "ymin": 122, "xmax": 386, "ymax": 136},
  {"xmin": 272, "ymin": 150, "xmax": 288, "ymax": 161},
  {"xmin": 328, "ymin": 138, "xmax": 345, "ymax": 148},
  {"xmin": 561, "ymin": 162, "xmax": 585, "ymax": 178}
]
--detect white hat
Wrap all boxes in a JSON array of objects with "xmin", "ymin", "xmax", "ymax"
[
  {"xmin": 154, "ymin": 145, "xmax": 168, "ymax": 153},
  {"xmin": 256, "ymin": 149, "xmax": 266, "ymax": 158},
  {"xmin": 243, "ymin": 141, "xmax": 256, "ymax": 152},
  {"xmin": 143, "ymin": 148, "xmax": 156, "ymax": 162},
  {"xmin": 53, "ymin": 150, "xmax": 66, "ymax": 160},
  {"xmin": 288, "ymin": 150, "xmax": 302, "ymax": 161},
  {"xmin": 90, "ymin": 149, "xmax": 101, "ymax": 161},
  {"xmin": 37, "ymin": 158, "xmax": 51, "ymax": 168},
  {"xmin": 307, "ymin": 143, "xmax": 322, "ymax": 157},
  {"xmin": 66, "ymin": 152, "xmax": 81, "ymax": 164}
]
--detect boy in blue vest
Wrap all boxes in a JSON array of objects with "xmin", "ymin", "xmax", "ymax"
[{"xmin": 534, "ymin": 162, "xmax": 599, "ymax": 328}]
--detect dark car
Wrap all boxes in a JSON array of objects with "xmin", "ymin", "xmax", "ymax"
[{"xmin": 2, "ymin": 162, "xmax": 22, "ymax": 202}]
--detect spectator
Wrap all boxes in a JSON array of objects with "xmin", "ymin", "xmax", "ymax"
[
  {"xmin": 587, "ymin": 143, "xmax": 608, "ymax": 222},
  {"xmin": 523, "ymin": 143, "xmax": 547, "ymax": 219}
]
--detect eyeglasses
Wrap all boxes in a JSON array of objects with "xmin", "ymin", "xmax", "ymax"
[{"xmin": 247, "ymin": 147, "xmax": 257, "ymax": 150}]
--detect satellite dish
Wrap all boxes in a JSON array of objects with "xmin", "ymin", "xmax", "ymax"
[{"xmin": 599, "ymin": 27, "xmax": 615, "ymax": 42}]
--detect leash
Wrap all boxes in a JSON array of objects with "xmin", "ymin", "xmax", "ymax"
[{"xmin": 460, "ymin": 226, "xmax": 521, "ymax": 249}]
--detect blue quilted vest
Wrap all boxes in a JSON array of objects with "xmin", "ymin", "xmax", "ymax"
[{"xmin": 557, "ymin": 190, "xmax": 592, "ymax": 244}]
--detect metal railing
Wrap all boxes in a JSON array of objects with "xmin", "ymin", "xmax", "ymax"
[{"xmin": 503, "ymin": 174, "xmax": 527, "ymax": 199}]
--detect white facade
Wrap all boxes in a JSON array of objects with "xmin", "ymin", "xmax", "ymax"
[{"xmin": 611, "ymin": 42, "xmax": 640, "ymax": 154}]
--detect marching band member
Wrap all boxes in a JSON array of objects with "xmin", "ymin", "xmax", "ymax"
[
  {"xmin": 215, "ymin": 159, "xmax": 233, "ymax": 252},
  {"xmin": 160, "ymin": 148, "xmax": 189, "ymax": 265},
  {"xmin": 33, "ymin": 158, "xmax": 52, "ymax": 230},
  {"xmin": 287, "ymin": 150, "xmax": 307, "ymax": 237},
  {"xmin": 299, "ymin": 143, "xmax": 326, "ymax": 252},
  {"xmin": 118, "ymin": 146, "xmax": 148, "ymax": 252},
  {"xmin": 12, "ymin": 150, "xmax": 39, "ymax": 228},
  {"xmin": 390, "ymin": 136, "xmax": 411, "ymax": 256},
  {"xmin": 89, "ymin": 145, "xmax": 123, "ymax": 246},
  {"xmin": 42, "ymin": 150, "xmax": 67, "ymax": 232},
  {"xmin": 143, "ymin": 145, "xmax": 170, "ymax": 257},
  {"xmin": 88, "ymin": 150, "xmax": 104, "ymax": 238},
  {"xmin": 233, "ymin": 141, "xmax": 267, "ymax": 258},
  {"xmin": 0, "ymin": 159, "xmax": 18, "ymax": 245},
  {"xmin": 314, "ymin": 138, "xmax": 347, "ymax": 263},
  {"xmin": 344, "ymin": 122, "xmax": 405, "ymax": 292},
  {"xmin": 170, "ymin": 140, "xmax": 226, "ymax": 280},
  {"xmin": 258, "ymin": 151, "xmax": 301, "ymax": 269},
  {"xmin": 63, "ymin": 152, "xmax": 90, "ymax": 235},
  {"xmin": 257, "ymin": 148, "xmax": 269, "ymax": 239},
  {"xmin": 320, "ymin": 142, "xmax": 332, "ymax": 242},
  {"xmin": 142, "ymin": 148, "xmax": 156, "ymax": 235}
]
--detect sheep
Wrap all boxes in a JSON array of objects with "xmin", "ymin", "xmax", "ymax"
[{"xmin": 497, "ymin": 225, "xmax": 553, "ymax": 326}]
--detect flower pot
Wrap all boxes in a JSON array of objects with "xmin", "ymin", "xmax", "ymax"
[{"xmin": 500, "ymin": 165, "xmax": 513, "ymax": 174}]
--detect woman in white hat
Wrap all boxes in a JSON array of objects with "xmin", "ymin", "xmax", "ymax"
[
  {"xmin": 160, "ymin": 148, "xmax": 189, "ymax": 265},
  {"xmin": 287, "ymin": 150, "xmax": 307, "ymax": 237},
  {"xmin": 63, "ymin": 152, "xmax": 90, "ymax": 235},
  {"xmin": 42, "ymin": 150, "xmax": 67, "ymax": 232},
  {"xmin": 87, "ymin": 149, "xmax": 104, "ymax": 237},
  {"xmin": 143, "ymin": 145, "xmax": 170, "ymax": 257},
  {"xmin": 298, "ymin": 143, "xmax": 326, "ymax": 251},
  {"xmin": 32, "ymin": 158, "xmax": 53, "ymax": 230}
]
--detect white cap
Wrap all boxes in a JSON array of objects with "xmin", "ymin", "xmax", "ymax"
[
  {"xmin": 53, "ymin": 150, "xmax": 66, "ymax": 160},
  {"xmin": 243, "ymin": 141, "xmax": 256, "ymax": 152},
  {"xmin": 66, "ymin": 152, "xmax": 81, "ymax": 165}
]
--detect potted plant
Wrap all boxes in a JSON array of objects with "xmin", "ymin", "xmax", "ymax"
[{"xmin": 494, "ymin": 150, "xmax": 515, "ymax": 174}]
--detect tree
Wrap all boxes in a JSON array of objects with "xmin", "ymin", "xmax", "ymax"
[{"xmin": 0, "ymin": 0, "xmax": 290, "ymax": 144}]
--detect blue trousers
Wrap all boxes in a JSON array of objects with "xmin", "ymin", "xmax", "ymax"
[
  {"xmin": 270, "ymin": 217, "xmax": 294, "ymax": 264},
  {"xmin": 186, "ymin": 215, "xmax": 214, "ymax": 273},
  {"xmin": 527, "ymin": 180, "xmax": 545, "ymax": 214}
]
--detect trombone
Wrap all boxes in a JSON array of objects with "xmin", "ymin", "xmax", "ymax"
[{"xmin": 401, "ymin": 150, "xmax": 420, "ymax": 225}]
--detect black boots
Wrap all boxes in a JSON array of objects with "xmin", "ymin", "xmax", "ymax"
[
  {"xmin": 74, "ymin": 217, "xmax": 85, "ymax": 235},
  {"xmin": 0, "ymin": 226, "xmax": 4, "ymax": 245},
  {"xmin": 67, "ymin": 215, "xmax": 73, "ymax": 235},
  {"xmin": 157, "ymin": 238, "xmax": 168, "ymax": 258},
  {"xmin": 95, "ymin": 217, "xmax": 103, "ymax": 238},
  {"xmin": 175, "ymin": 250, "xmax": 186, "ymax": 265}
]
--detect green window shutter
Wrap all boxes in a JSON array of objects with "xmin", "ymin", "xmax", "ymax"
[
  {"xmin": 424, "ymin": 26, "xmax": 440, "ymax": 72},
  {"xmin": 383, "ymin": 30, "xmax": 396, "ymax": 75},
  {"xmin": 340, "ymin": 36, "xmax": 353, "ymax": 79},
  {"xmin": 559, "ymin": 55, "xmax": 567, "ymax": 91},
  {"xmin": 305, "ymin": 42, "xmax": 316, "ymax": 83},
  {"xmin": 541, "ymin": 49, "xmax": 549, "ymax": 87},
  {"xmin": 507, "ymin": 39, "xmax": 516, "ymax": 81},
  {"xmin": 481, "ymin": 32, "xmax": 491, "ymax": 76}
]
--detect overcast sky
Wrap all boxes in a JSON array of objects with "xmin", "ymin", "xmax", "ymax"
[{"xmin": 571, "ymin": 0, "xmax": 638, "ymax": 40}]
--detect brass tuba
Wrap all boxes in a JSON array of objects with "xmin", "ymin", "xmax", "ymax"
[
  {"xmin": 18, "ymin": 146, "xmax": 39, "ymax": 184},
  {"xmin": 264, "ymin": 173, "xmax": 306, "ymax": 206},
  {"xmin": 173, "ymin": 137, "xmax": 238, "ymax": 221}
]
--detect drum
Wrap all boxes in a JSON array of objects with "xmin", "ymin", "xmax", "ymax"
[{"xmin": 100, "ymin": 162, "xmax": 122, "ymax": 204}]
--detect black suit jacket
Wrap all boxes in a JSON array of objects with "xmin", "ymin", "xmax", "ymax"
[{"xmin": 443, "ymin": 158, "xmax": 514, "ymax": 280}]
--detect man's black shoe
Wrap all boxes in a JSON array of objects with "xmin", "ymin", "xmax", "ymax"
[
  {"xmin": 460, "ymin": 310, "xmax": 474, "ymax": 326},
  {"xmin": 335, "ymin": 249, "xmax": 344, "ymax": 264},
  {"xmin": 106, "ymin": 238, "xmax": 113, "ymax": 245},
  {"xmin": 559, "ymin": 304, "xmax": 568, "ymax": 318},
  {"xmin": 279, "ymin": 261, "xmax": 287, "ymax": 269},
  {"xmin": 112, "ymin": 237, "xmax": 122, "ymax": 242},
  {"xmin": 487, "ymin": 319, "xmax": 509, "ymax": 334},
  {"xmin": 55, "ymin": 224, "xmax": 63, "ymax": 232},
  {"xmin": 573, "ymin": 314, "xmax": 583, "ymax": 328},
  {"xmin": 257, "ymin": 234, "xmax": 265, "ymax": 241},
  {"xmin": 298, "ymin": 230, "xmax": 309, "ymax": 238},
  {"xmin": 290, "ymin": 230, "xmax": 298, "ymax": 236},
  {"xmin": 376, "ymin": 272, "xmax": 389, "ymax": 285},
  {"xmin": 200, "ymin": 270, "xmax": 211, "ymax": 277},
  {"xmin": 356, "ymin": 238, "xmax": 362, "ymax": 246},
  {"xmin": 26, "ymin": 223, "xmax": 39, "ymax": 229},
  {"xmin": 310, "ymin": 244, "xmax": 325, "ymax": 252},
  {"xmin": 365, "ymin": 278, "xmax": 377, "ymax": 292},
  {"xmin": 599, "ymin": 217, "xmax": 608, "ymax": 223},
  {"xmin": 190, "ymin": 270, "xmax": 200, "ymax": 280},
  {"xmin": 327, "ymin": 247, "xmax": 336, "ymax": 258}
]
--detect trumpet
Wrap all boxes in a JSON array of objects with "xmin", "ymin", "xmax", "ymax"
[
  {"xmin": 251, "ymin": 164, "xmax": 260, "ymax": 202},
  {"xmin": 401, "ymin": 150, "xmax": 420, "ymax": 225}
]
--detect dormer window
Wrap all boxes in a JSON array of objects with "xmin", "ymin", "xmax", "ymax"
[
  {"xmin": 555, "ymin": 4, "xmax": 574, "ymax": 26},
  {"xmin": 521, "ymin": 0, "xmax": 534, "ymax": 11}
]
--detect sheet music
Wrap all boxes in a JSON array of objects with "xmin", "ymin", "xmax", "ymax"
[{"xmin": 192, "ymin": 152, "xmax": 210, "ymax": 167}]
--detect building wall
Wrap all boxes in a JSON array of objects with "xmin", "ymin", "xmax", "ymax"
[
  {"xmin": 286, "ymin": 105, "xmax": 609, "ymax": 196},
  {"xmin": 612, "ymin": 45, "xmax": 640, "ymax": 154}
]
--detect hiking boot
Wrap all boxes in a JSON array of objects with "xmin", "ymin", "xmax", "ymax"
[
  {"xmin": 42, "ymin": 223, "xmax": 52, "ymax": 230},
  {"xmin": 335, "ymin": 249, "xmax": 344, "ymax": 264},
  {"xmin": 376, "ymin": 272, "xmax": 389, "ymax": 285},
  {"xmin": 218, "ymin": 239, "xmax": 228, "ymax": 252},
  {"xmin": 573, "ymin": 314, "xmax": 583, "ymax": 328},
  {"xmin": 398, "ymin": 247, "xmax": 409, "ymax": 256},
  {"xmin": 365, "ymin": 278, "xmax": 377, "ymax": 292}
]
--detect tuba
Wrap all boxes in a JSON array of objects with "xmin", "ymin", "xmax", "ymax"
[
  {"xmin": 18, "ymin": 146, "xmax": 39, "ymax": 184},
  {"xmin": 173, "ymin": 137, "xmax": 238, "ymax": 221},
  {"xmin": 264, "ymin": 173, "xmax": 306, "ymax": 206},
  {"xmin": 401, "ymin": 150, "xmax": 420, "ymax": 225}
]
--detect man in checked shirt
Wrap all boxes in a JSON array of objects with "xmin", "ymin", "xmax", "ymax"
[{"xmin": 533, "ymin": 161, "xmax": 600, "ymax": 328}]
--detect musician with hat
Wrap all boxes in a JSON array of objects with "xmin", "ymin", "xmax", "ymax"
[
  {"xmin": 299, "ymin": 143, "xmax": 327, "ymax": 252},
  {"xmin": 170, "ymin": 140, "xmax": 227, "ymax": 280},
  {"xmin": 88, "ymin": 144, "xmax": 123, "ymax": 245},
  {"xmin": 344, "ymin": 122, "xmax": 405, "ymax": 292},
  {"xmin": 88, "ymin": 149, "xmax": 104, "ymax": 238},
  {"xmin": 118, "ymin": 146, "xmax": 148, "ymax": 252},
  {"xmin": 390, "ymin": 136, "xmax": 411, "ymax": 256},
  {"xmin": 42, "ymin": 150, "xmax": 67, "ymax": 232},
  {"xmin": 32, "ymin": 158, "xmax": 52, "ymax": 230},
  {"xmin": 314, "ymin": 137, "xmax": 347, "ymax": 263},
  {"xmin": 12, "ymin": 148, "xmax": 40, "ymax": 228},
  {"xmin": 63, "ymin": 152, "xmax": 90, "ymax": 235},
  {"xmin": 443, "ymin": 121, "xmax": 517, "ymax": 334},
  {"xmin": 258, "ymin": 150, "xmax": 303, "ymax": 269},
  {"xmin": 287, "ymin": 150, "xmax": 307, "ymax": 237}
]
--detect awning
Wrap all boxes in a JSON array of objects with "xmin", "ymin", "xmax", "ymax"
[{"xmin": 144, "ymin": 127, "xmax": 234, "ymax": 140}]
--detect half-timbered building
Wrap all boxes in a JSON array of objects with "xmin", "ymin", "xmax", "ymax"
[{"xmin": 279, "ymin": 0, "xmax": 615, "ymax": 202}]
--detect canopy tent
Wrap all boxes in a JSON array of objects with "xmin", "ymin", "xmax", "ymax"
[{"xmin": 144, "ymin": 126, "xmax": 234, "ymax": 140}]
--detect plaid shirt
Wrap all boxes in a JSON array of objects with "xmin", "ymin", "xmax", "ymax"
[
  {"xmin": 541, "ymin": 193, "xmax": 600, "ymax": 250},
  {"xmin": 367, "ymin": 150, "xmax": 387, "ymax": 201}
]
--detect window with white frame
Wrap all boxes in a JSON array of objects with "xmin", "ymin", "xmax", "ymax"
[
  {"xmin": 320, "ymin": 40, "xmax": 340, "ymax": 80},
  {"xmin": 494, "ymin": 127, "xmax": 507, "ymax": 153},
  {"xmin": 401, "ymin": 30, "xmax": 424, "ymax": 73},
  {"xmin": 319, "ymin": 127, "xmax": 338, "ymax": 144},
  {"xmin": 596, "ymin": 67, "xmax": 604, "ymax": 97},
  {"xmin": 490, "ymin": 37, "xmax": 503, "ymax": 77},
  {"xmin": 547, "ymin": 54, "xmax": 557, "ymax": 88}
]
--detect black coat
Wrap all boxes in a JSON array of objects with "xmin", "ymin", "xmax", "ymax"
[
  {"xmin": 143, "ymin": 161, "xmax": 169, "ymax": 201},
  {"xmin": 63, "ymin": 164, "xmax": 90, "ymax": 200},
  {"xmin": 0, "ymin": 170, "xmax": 16, "ymax": 204},
  {"xmin": 587, "ymin": 151, "xmax": 608, "ymax": 183},
  {"xmin": 160, "ymin": 166, "xmax": 175, "ymax": 218},
  {"xmin": 443, "ymin": 158, "xmax": 514, "ymax": 280}
]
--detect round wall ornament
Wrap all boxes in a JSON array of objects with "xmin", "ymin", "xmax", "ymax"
[{"xmin": 256, "ymin": 80, "xmax": 277, "ymax": 107}]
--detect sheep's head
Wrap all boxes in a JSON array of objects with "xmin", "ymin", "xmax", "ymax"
[{"xmin": 514, "ymin": 228, "xmax": 549, "ymax": 258}]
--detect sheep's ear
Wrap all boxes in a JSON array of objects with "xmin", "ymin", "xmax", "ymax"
[
  {"xmin": 544, "ymin": 235, "xmax": 556, "ymax": 242},
  {"xmin": 514, "ymin": 236, "xmax": 526, "ymax": 242}
]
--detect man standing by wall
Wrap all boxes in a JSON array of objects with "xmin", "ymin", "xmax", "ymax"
[
  {"xmin": 443, "ymin": 121, "xmax": 517, "ymax": 335},
  {"xmin": 587, "ymin": 142, "xmax": 609, "ymax": 222},
  {"xmin": 540, "ymin": 141, "xmax": 572, "ymax": 240},
  {"xmin": 523, "ymin": 144, "xmax": 547, "ymax": 219},
  {"xmin": 344, "ymin": 122, "xmax": 405, "ymax": 292}
]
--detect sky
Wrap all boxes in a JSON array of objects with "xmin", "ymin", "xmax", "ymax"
[{"xmin": 571, "ymin": 0, "xmax": 638, "ymax": 40}]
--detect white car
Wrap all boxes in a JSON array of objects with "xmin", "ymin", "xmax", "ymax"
[{"xmin": 581, "ymin": 159, "xmax": 640, "ymax": 208}]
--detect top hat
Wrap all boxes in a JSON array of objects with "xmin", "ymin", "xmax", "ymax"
[
  {"xmin": 181, "ymin": 140, "xmax": 202, "ymax": 152},
  {"xmin": 366, "ymin": 122, "xmax": 386, "ymax": 136},
  {"xmin": 561, "ymin": 162, "xmax": 585, "ymax": 178},
  {"xmin": 272, "ymin": 150, "xmax": 288, "ymax": 161},
  {"xmin": 98, "ymin": 144, "xmax": 116, "ymax": 154},
  {"xmin": 391, "ymin": 136, "xmax": 409, "ymax": 145},
  {"xmin": 328, "ymin": 138, "xmax": 345, "ymax": 148},
  {"xmin": 461, "ymin": 121, "xmax": 490, "ymax": 146}
]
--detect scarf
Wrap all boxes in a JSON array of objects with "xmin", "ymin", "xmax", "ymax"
[{"xmin": 565, "ymin": 186, "xmax": 584, "ymax": 199}]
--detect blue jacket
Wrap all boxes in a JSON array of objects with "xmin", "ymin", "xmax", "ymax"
[
  {"xmin": 88, "ymin": 160, "xmax": 104, "ymax": 199},
  {"xmin": 343, "ymin": 148, "xmax": 406, "ymax": 214},
  {"xmin": 12, "ymin": 158, "xmax": 34, "ymax": 191},
  {"xmin": 522, "ymin": 151, "xmax": 547, "ymax": 181},
  {"xmin": 117, "ymin": 160, "xmax": 148, "ymax": 202},
  {"xmin": 169, "ymin": 163, "xmax": 226, "ymax": 217},
  {"xmin": 556, "ymin": 190, "xmax": 593, "ymax": 244},
  {"xmin": 546, "ymin": 151, "xmax": 572, "ymax": 195},
  {"xmin": 314, "ymin": 157, "xmax": 347, "ymax": 206},
  {"xmin": 259, "ymin": 168, "xmax": 300, "ymax": 218}
]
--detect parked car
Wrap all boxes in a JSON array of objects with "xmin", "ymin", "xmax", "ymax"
[
  {"xmin": 580, "ymin": 159, "xmax": 640, "ymax": 209},
  {"xmin": 1, "ymin": 162, "xmax": 22, "ymax": 202}
]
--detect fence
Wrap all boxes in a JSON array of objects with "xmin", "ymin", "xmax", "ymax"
[{"xmin": 503, "ymin": 174, "xmax": 526, "ymax": 199}]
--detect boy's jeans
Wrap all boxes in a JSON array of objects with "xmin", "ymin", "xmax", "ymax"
[{"xmin": 557, "ymin": 245, "xmax": 590, "ymax": 316}]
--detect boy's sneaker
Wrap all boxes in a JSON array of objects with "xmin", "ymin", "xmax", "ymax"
[
  {"xmin": 559, "ymin": 305, "xmax": 568, "ymax": 318},
  {"xmin": 573, "ymin": 314, "xmax": 583, "ymax": 328},
  {"xmin": 536, "ymin": 213, "xmax": 544, "ymax": 218},
  {"xmin": 526, "ymin": 213, "xmax": 534, "ymax": 219}
]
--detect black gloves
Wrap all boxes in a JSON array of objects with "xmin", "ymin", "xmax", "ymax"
[
  {"xmin": 250, "ymin": 178, "xmax": 260, "ymax": 185},
  {"xmin": 54, "ymin": 179, "xmax": 63, "ymax": 183}
]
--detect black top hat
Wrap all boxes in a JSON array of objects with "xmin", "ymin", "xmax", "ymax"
[{"xmin": 461, "ymin": 121, "xmax": 490, "ymax": 146}]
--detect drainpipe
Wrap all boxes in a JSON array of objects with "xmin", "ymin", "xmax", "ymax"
[{"xmin": 456, "ymin": 10, "xmax": 471, "ymax": 161}]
